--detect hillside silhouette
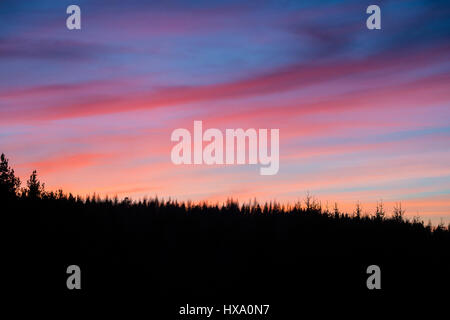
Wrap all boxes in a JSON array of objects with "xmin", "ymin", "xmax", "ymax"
[{"xmin": 3, "ymin": 153, "xmax": 449, "ymax": 309}]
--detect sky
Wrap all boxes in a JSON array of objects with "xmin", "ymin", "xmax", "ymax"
[{"xmin": 0, "ymin": 0, "xmax": 449, "ymax": 224}]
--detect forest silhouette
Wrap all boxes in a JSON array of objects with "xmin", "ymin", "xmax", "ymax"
[{"xmin": 3, "ymin": 152, "xmax": 449, "ymax": 306}]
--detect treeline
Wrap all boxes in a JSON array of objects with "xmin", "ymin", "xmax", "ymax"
[
  {"xmin": 3, "ymin": 152, "xmax": 450, "ymax": 298},
  {"xmin": 1, "ymin": 152, "xmax": 448, "ymax": 232}
]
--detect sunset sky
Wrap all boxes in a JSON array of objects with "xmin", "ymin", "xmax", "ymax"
[{"xmin": 1, "ymin": 0, "xmax": 449, "ymax": 223}]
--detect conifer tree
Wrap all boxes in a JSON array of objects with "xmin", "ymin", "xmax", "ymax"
[{"xmin": 0, "ymin": 153, "xmax": 21, "ymax": 200}]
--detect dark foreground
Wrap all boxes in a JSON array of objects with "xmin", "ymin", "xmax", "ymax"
[{"xmin": 6, "ymin": 197, "xmax": 450, "ymax": 316}]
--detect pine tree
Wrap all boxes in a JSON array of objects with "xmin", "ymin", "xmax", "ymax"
[
  {"xmin": 333, "ymin": 202, "xmax": 339, "ymax": 218},
  {"xmin": 0, "ymin": 153, "xmax": 21, "ymax": 200},
  {"xmin": 26, "ymin": 170, "xmax": 44, "ymax": 199},
  {"xmin": 354, "ymin": 201, "xmax": 362, "ymax": 219},
  {"xmin": 393, "ymin": 202, "xmax": 405, "ymax": 222},
  {"xmin": 375, "ymin": 200, "xmax": 385, "ymax": 220}
]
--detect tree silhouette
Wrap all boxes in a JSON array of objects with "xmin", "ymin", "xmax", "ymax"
[
  {"xmin": 375, "ymin": 200, "xmax": 385, "ymax": 220},
  {"xmin": 393, "ymin": 202, "xmax": 405, "ymax": 222},
  {"xmin": 354, "ymin": 201, "xmax": 362, "ymax": 219},
  {"xmin": 25, "ymin": 170, "xmax": 44, "ymax": 199},
  {"xmin": 0, "ymin": 153, "xmax": 21, "ymax": 200},
  {"xmin": 333, "ymin": 202, "xmax": 339, "ymax": 218}
]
